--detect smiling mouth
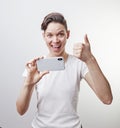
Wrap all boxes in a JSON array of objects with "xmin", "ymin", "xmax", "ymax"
[{"xmin": 52, "ymin": 45, "xmax": 61, "ymax": 51}]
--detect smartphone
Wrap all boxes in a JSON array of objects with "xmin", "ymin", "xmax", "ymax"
[{"xmin": 37, "ymin": 57, "xmax": 65, "ymax": 71}]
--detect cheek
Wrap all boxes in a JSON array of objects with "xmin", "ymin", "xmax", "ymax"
[
  {"xmin": 59, "ymin": 36, "xmax": 66, "ymax": 42},
  {"xmin": 44, "ymin": 38, "xmax": 52, "ymax": 44},
  {"xmin": 61, "ymin": 37, "xmax": 67, "ymax": 45}
]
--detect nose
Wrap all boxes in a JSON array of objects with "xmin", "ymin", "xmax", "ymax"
[{"xmin": 52, "ymin": 36, "xmax": 59, "ymax": 43}]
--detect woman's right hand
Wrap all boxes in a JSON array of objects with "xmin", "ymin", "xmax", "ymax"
[{"xmin": 24, "ymin": 57, "xmax": 49, "ymax": 87}]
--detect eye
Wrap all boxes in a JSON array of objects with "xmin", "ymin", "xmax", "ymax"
[
  {"xmin": 58, "ymin": 33, "xmax": 65, "ymax": 37},
  {"xmin": 46, "ymin": 34, "xmax": 52, "ymax": 38}
]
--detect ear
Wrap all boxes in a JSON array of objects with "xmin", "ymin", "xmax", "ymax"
[{"xmin": 67, "ymin": 30, "xmax": 70, "ymax": 39}]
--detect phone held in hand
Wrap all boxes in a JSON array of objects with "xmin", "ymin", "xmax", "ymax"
[{"xmin": 37, "ymin": 57, "xmax": 65, "ymax": 71}]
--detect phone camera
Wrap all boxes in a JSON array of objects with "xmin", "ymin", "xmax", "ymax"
[{"xmin": 58, "ymin": 58, "xmax": 63, "ymax": 61}]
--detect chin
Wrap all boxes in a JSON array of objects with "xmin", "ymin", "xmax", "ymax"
[{"xmin": 52, "ymin": 52, "xmax": 62, "ymax": 57}]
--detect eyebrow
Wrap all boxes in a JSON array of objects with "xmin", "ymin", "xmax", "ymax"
[{"xmin": 58, "ymin": 30, "xmax": 65, "ymax": 33}]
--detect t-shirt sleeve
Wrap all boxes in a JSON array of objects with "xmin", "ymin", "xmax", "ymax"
[{"xmin": 81, "ymin": 62, "xmax": 89, "ymax": 78}]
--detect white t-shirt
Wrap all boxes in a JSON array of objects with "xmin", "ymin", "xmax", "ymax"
[{"xmin": 23, "ymin": 55, "xmax": 88, "ymax": 128}]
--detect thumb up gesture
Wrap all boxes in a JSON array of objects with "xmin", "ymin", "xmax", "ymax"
[{"xmin": 73, "ymin": 34, "xmax": 93, "ymax": 63}]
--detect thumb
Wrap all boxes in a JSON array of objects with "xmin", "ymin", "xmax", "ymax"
[
  {"xmin": 40, "ymin": 71, "xmax": 49, "ymax": 77},
  {"xmin": 84, "ymin": 34, "xmax": 90, "ymax": 44}
]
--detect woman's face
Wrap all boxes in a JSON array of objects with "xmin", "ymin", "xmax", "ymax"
[{"xmin": 43, "ymin": 22, "xmax": 70, "ymax": 57}]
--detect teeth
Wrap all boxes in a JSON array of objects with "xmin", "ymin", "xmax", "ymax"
[{"xmin": 53, "ymin": 45, "xmax": 60, "ymax": 48}]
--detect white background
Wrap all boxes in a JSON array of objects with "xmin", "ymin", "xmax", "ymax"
[{"xmin": 0, "ymin": 0, "xmax": 120, "ymax": 128}]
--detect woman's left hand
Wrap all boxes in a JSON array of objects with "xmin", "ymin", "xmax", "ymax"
[{"xmin": 73, "ymin": 34, "xmax": 93, "ymax": 63}]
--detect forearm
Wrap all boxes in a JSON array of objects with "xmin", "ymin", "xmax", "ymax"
[
  {"xmin": 16, "ymin": 84, "xmax": 34, "ymax": 115},
  {"xmin": 85, "ymin": 55, "xmax": 113, "ymax": 104}
]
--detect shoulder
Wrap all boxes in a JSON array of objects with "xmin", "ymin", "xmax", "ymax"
[
  {"xmin": 65, "ymin": 54, "xmax": 84, "ymax": 70},
  {"xmin": 67, "ymin": 54, "xmax": 83, "ymax": 64},
  {"xmin": 67, "ymin": 54, "xmax": 88, "ymax": 70}
]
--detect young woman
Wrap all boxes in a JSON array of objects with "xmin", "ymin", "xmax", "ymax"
[{"xmin": 16, "ymin": 12, "xmax": 113, "ymax": 128}]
